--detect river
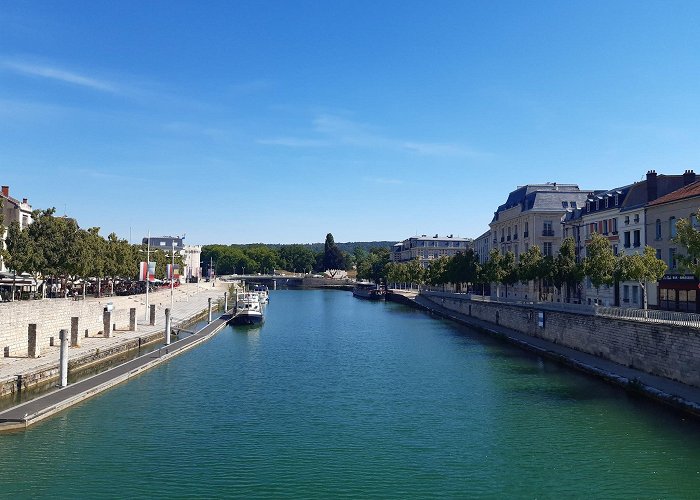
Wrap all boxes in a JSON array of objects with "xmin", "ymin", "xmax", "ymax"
[{"xmin": 1, "ymin": 289, "xmax": 699, "ymax": 498}]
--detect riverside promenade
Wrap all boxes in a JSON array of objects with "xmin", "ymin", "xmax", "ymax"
[
  {"xmin": 389, "ymin": 289, "xmax": 700, "ymax": 417},
  {"xmin": 0, "ymin": 281, "xmax": 229, "ymax": 399},
  {"xmin": 0, "ymin": 304, "xmax": 233, "ymax": 432}
]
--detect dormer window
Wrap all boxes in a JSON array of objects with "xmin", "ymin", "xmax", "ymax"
[
  {"xmin": 605, "ymin": 197, "xmax": 609, "ymax": 208},
  {"xmin": 615, "ymin": 194, "xmax": 619, "ymax": 206},
  {"xmin": 586, "ymin": 201, "xmax": 591, "ymax": 212},
  {"xmin": 595, "ymin": 200, "xmax": 599, "ymax": 210}
]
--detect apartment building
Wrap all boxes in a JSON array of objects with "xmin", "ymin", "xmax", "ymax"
[
  {"xmin": 391, "ymin": 234, "xmax": 472, "ymax": 268},
  {"xmin": 489, "ymin": 183, "xmax": 590, "ymax": 299},
  {"xmin": 0, "ymin": 185, "xmax": 33, "ymax": 272}
]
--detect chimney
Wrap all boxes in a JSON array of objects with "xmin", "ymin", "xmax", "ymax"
[
  {"xmin": 22, "ymin": 198, "xmax": 28, "ymax": 204},
  {"xmin": 646, "ymin": 170, "xmax": 658, "ymax": 201},
  {"xmin": 683, "ymin": 169, "xmax": 696, "ymax": 186},
  {"xmin": 1, "ymin": 186, "xmax": 7, "ymax": 197}
]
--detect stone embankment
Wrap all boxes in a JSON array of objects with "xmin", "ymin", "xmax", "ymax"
[
  {"xmin": 388, "ymin": 289, "xmax": 700, "ymax": 417},
  {"xmin": 0, "ymin": 282, "xmax": 228, "ymax": 399}
]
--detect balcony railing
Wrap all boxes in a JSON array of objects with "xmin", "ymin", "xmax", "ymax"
[
  {"xmin": 513, "ymin": 234, "xmax": 518, "ymax": 240},
  {"xmin": 507, "ymin": 235, "xmax": 511, "ymax": 241},
  {"xmin": 542, "ymin": 229, "xmax": 555, "ymax": 237},
  {"xmin": 523, "ymin": 231, "xmax": 529, "ymax": 238}
]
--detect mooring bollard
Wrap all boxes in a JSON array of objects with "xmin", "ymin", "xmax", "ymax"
[
  {"xmin": 208, "ymin": 298, "xmax": 212, "ymax": 324},
  {"xmin": 59, "ymin": 329, "xmax": 68, "ymax": 388},
  {"xmin": 164, "ymin": 308, "xmax": 171, "ymax": 346},
  {"xmin": 149, "ymin": 304, "xmax": 156, "ymax": 326},
  {"xmin": 71, "ymin": 317, "xmax": 80, "ymax": 347},
  {"xmin": 224, "ymin": 292, "xmax": 228, "ymax": 311},
  {"xmin": 129, "ymin": 308, "xmax": 137, "ymax": 332},
  {"xmin": 28, "ymin": 324, "xmax": 39, "ymax": 358},
  {"xmin": 103, "ymin": 309, "xmax": 113, "ymax": 338}
]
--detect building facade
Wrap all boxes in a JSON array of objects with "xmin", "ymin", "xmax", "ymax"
[
  {"xmin": 1, "ymin": 185, "xmax": 33, "ymax": 272},
  {"xmin": 182, "ymin": 245, "xmax": 203, "ymax": 281},
  {"xmin": 391, "ymin": 235, "xmax": 472, "ymax": 268},
  {"xmin": 489, "ymin": 183, "xmax": 591, "ymax": 299},
  {"xmin": 646, "ymin": 178, "xmax": 700, "ymax": 312}
]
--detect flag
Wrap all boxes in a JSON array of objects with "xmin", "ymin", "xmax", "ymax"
[
  {"xmin": 166, "ymin": 264, "xmax": 180, "ymax": 279},
  {"xmin": 140, "ymin": 261, "xmax": 156, "ymax": 281}
]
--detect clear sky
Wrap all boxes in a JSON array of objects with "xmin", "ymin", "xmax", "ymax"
[{"xmin": 3, "ymin": 1, "xmax": 700, "ymax": 245}]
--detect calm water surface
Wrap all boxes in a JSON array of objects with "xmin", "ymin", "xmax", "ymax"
[{"xmin": 1, "ymin": 290, "xmax": 699, "ymax": 498}]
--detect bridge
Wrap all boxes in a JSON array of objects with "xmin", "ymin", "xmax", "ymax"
[{"xmin": 217, "ymin": 274, "xmax": 353, "ymax": 290}]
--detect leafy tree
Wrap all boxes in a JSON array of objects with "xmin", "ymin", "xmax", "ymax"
[
  {"xmin": 404, "ymin": 258, "xmax": 425, "ymax": 288},
  {"xmin": 501, "ymin": 251, "xmax": 518, "ymax": 297},
  {"xmin": 446, "ymin": 249, "xmax": 480, "ymax": 292},
  {"xmin": 616, "ymin": 246, "xmax": 667, "ymax": 310},
  {"xmin": 518, "ymin": 245, "xmax": 543, "ymax": 299},
  {"xmin": 5, "ymin": 220, "xmax": 39, "ymax": 276},
  {"xmin": 357, "ymin": 247, "xmax": 391, "ymax": 283},
  {"xmin": 675, "ymin": 211, "xmax": 700, "ymax": 276},
  {"xmin": 279, "ymin": 244, "xmax": 316, "ymax": 274},
  {"xmin": 385, "ymin": 262, "xmax": 408, "ymax": 287},
  {"xmin": 323, "ymin": 233, "xmax": 346, "ymax": 272},
  {"xmin": 553, "ymin": 237, "xmax": 583, "ymax": 302},
  {"xmin": 583, "ymin": 233, "xmax": 616, "ymax": 304},
  {"xmin": 482, "ymin": 249, "xmax": 508, "ymax": 298},
  {"xmin": 426, "ymin": 256, "xmax": 450, "ymax": 290}
]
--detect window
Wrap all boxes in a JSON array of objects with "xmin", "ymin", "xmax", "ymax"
[
  {"xmin": 543, "ymin": 242, "xmax": 553, "ymax": 257},
  {"xmin": 634, "ymin": 214, "xmax": 639, "ymax": 223},
  {"xmin": 586, "ymin": 201, "xmax": 591, "ymax": 212},
  {"xmin": 603, "ymin": 219, "xmax": 608, "ymax": 235},
  {"xmin": 543, "ymin": 221, "xmax": 554, "ymax": 236},
  {"xmin": 596, "ymin": 200, "xmax": 600, "ymax": 210},
  {"xmin": 605, "ymin": 197, "xmax": 609, "ymax": 208},
  {"xmin": 507, "ymin": 227, "xmax": 511, "ymax": 241},
  {"xmin": 562, "ymin": 201, "xmax": 568, "ymax": 208},
  {"xmin": 632, "ymin": 286, "xmax": 639, "ymax": 304},
  {"xmin": 623, "ymin": 285, "xmax": 629, "ymax": 303},
  {"xmin": 513, "ymin": 225, "xmax": 518, "ymax": 240},
  {"xmin": 612, "ymin": 218, "xmax": 618, "ymax": 234},
  {"xmin": 615, "ymin": 194, "xmax": 619, "ymax": 206},
  {"xmin": 571, "ymin": 201, "xmax": 577, "ymax": 209},
  {"xmin": 633, "ymin": 230, "xmax": 640, "ymax": 247},
  {"xmin": 625, "ymin": 215, "xmax": 630, "ymax": 225},
  {"xmin": 613, "ymin": 244, "xmax": 618, "ymax": 256},
  {"xmin": 656, "ymin": 219, "xmax": 662, "ymax": 240},
  {"xmin": 624, "ymin": 231, "xmax": 631, "ymax": 248},
  {"xmin": 656, "ymin": 248, "xmax": 662, "ymax": 259},
  {"xmin": 670, "ymin": 248, "xmax": 677, "ymax": 269},
  {"xmin": 670, "ymin": 217, "xmax": 677, "ymax": 239}
]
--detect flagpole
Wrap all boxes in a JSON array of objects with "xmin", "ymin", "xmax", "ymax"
[
  {"xmin": 145, "ymin": 230, "xmax": 150, "ymax": 321},
  {"xmin": 170, "ymin": 240, "xmax": 175, "ymax": 313}
]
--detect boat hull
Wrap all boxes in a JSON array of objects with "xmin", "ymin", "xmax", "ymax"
[
  {"xmin": 352, "ymin": 289, "xmax": 386, "ymax": 301},
  {"xmin": 230, "ymin": 312, "xmax": 264, "ymax": 325}
]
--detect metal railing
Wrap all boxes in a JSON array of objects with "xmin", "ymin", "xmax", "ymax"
[{"xmin": 421, "ymin": 290, "xmax": 700, "ymax": 328}]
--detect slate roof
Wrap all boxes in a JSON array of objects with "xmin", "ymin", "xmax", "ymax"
[
  {"xmin": 648, "ymin": 180, "xmax": 700, "ymax": 207},
  {"xmin": 492, "ymin": 184, "xmax": 589, "ymax": 222},
  {"xmin": 620, "ymin": 174, "xmax": 687, "ymax": 212}
]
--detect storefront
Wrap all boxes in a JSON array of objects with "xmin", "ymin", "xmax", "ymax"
[{"xmin": 657, "ymin": 274, "xmax": 700, "ymax": 313}]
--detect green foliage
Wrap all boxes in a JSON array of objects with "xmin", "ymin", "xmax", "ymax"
[
  {"xmin": 675, "ymin": 211, "xmax": 700, "ymax": 276},
  {"xmin": 616, "ymin": 246, "xmax": 667, "ymax": 309},
  {"xmin": 583, "ymin": 233, "xmax": 616, "ymax": 297},
  {"xmin": 356, "ymin": 247, "xmax": 391, "ymax": 283},
  {"xmin": 323, "ymin": 233, "xmax": 346, "ymax": 271},
  {"xmin": 426, "ymin": 256, "xmax": 450, "ymax": 287},
  {"xmin": 446, "ymin": 249, "xmax": 480, "ymax": 291}
]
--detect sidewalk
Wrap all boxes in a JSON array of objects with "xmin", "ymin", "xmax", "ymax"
[{"xmin": 0, "ymin": 281, "xmax": 229, "ymax": 386}]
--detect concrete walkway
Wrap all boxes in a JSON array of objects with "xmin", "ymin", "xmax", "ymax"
[
  {"xmin": 0, "ymin": 282, "xmax": 229, "ymax": 386},
  {"xmin": 0, "ymin": 309, "xmax": 233, "ymax": 431},
  {"xmin": 390, "ymin": 289, "xmax": 700, "ymax": 417}
]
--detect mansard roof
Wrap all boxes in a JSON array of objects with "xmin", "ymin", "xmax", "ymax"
[
  {"xmin": 620, "ymin": 174, "xmax": 687, "ymax": 212},
  {"xmin": 491, "ymin": 183, "xmax": 588, "ymax": 222},
  {"xmin": 648, "ymin": 180, "xmax": 700, "ymax": 207}
]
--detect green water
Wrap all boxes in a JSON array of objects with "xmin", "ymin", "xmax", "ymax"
[{"xmin": 1, "ymin": 290, "xmax": 699, "ymax": 498}]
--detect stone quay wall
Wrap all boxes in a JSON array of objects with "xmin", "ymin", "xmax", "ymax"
[
  {"xmin": 0, "ymin": 299, "xmax": 132, "ymax": 357},
  {"xmin": 422, "ymin": 292, "xmax": 700, "ymax": 388}
]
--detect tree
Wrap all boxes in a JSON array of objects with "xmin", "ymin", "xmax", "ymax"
[
  {"xmin": 518, "ymin": 245, "xmax": 543, "ymax": 299},
  {"xmin": 447, "ymin": 249, "xmax": 480, "ymax": 292},
  {"xmin": 583, "ymin": 233, "xmax": 616, "ymax": 304},
  {"xmin": 501, "ymin": 251, "xmax": 518, "ymax": 297},
  {"xmin": 404, "ymin": 258, "xmax": 425, "ymax": 289},
  {"xmin": 357, "ymin": 247, "xmax": 391, "ymax": 283},
  {"xmin": 323, "ymin": 233, "xmax": 346, "ymax": 272},
  {"xmin": 426, "ymin": 256, "xmax": 450, "ymax": 290},
  {"xmin": 553, "ymin": 237, "xmax": 583, "ymax": 303},
  {"xmin": 482, "ymin": 249, "xmax": 508, "ymax": 298},
  {"xmin": 617, "ymin": 246, "xmax": 668, "ymax": 310},
  {"xmin": 279, "ymin": 244, "xmax": 316, "ymax": 274},
  {"xmin": 675, "ymin": 210, "xmax": 700, "ymax": 276}
]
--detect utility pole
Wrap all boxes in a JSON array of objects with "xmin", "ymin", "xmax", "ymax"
[{"xmin": 145, "ymin": 230, "xmax": 151, "ymax": 322}]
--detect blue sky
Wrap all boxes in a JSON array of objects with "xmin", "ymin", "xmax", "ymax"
[{"xmin": 3, "ymin": 1, "xmax": 700, "ymax": 245}]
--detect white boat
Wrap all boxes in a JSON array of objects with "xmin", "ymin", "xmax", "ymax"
[
  {"xmin": 231, "ymin": 291, "xmax": 264, "ymax": 325},
  {"xmin": 253, "ymin": 284, "xmax": 269, "ymax": 303}
]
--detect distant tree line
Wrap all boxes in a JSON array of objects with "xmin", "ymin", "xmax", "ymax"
[{"xmin": 202, "ymin": 233, "xmax": 394, "ymax": 277}]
